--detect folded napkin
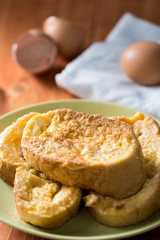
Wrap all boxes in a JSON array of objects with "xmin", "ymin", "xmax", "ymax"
[{"xmin": 55, "ymin": 13, "xmax": 160, "ymax": 118}]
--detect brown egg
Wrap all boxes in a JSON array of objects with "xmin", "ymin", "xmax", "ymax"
[
  {"xmin": 43, "ymin": 16, "xmax": 85, "ymax": 59},
  {"xmin": 12, "ymin": 29, "xmax": 58, "ymax": 74},
  {"xmin": 121, "ymin": 41, "xmax": 160, "ymax": 85}
]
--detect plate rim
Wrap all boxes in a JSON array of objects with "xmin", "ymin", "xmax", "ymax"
[
  {"xmin": 0, "ymin": 99, "xmax": 139, "ymax": 120},
  {"xmin": 0, "ymin": 99, "xmax": 160, "ymax": 240}
]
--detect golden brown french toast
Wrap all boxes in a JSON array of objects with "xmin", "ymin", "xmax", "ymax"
[
  {"xmin": 0, "ymin": 111, "xmax": 82, "ymax": 228},
  {"xmin": 14, "ymin": 166, "xmax": 82, "ymax": 228},
  {"xmin": 84, "ymin": 113, "xmax": 160, "ymax": 226},
  {"xmin": 22, "ymin": 109, "xmax": 145, "ymax": 198},
  {"xmin": 0, "ymin": 112, "xmax": 37, "ymax": 185}
]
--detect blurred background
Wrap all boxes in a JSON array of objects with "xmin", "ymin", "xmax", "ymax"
[{"xmin": 0, "ymin": 0, "xmax": 160, "ymax": 115}]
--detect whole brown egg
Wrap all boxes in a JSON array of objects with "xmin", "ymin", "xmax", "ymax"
[
  {"xmin": 43, "ymin": 16, "xmax": 85, "ymax": 59},
  {"xmin": 121, "ymin": 41, "xmax": 160, "ymax": 85}
]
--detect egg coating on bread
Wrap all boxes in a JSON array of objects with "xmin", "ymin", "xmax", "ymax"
[
  {"xmin": 0, "ymin": 112, "xmax": 37, "ymax": 185},
  {"xmin": 84, "ymin": 113, "xmax": 160, "ymax": 226},
  {"xmin": 22, "ymin": 109, "xmax": 144, "ymax": 198},
  {"xmin": 14, "ymin": 166, "xmax": 82, "ymax": 228}
]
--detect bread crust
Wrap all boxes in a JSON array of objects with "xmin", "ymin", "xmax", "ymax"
[
  {"xmin": 14, "ymin": 166, "xmax": 82, "ymax": 228},
  {"xmin": 22, "ymin": 109, "xmax": 145, "ymax": 198},
  {"xmin": 84, "ymin": 113, "xmax": 160, "ymax": 226}
]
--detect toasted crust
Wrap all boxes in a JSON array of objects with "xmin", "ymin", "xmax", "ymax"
[
  {"xmin": 22, "ymin": 109, "xmax": 144, "ymax": 198},
  {"xmin": 0, "ymin": 112, "xmax": 37, "ymax": 185},
  {"xmin": 14, "ymin": 166, "xmax": 82, "ymax": 228},
  {"xmin": 84, "ymin": 113, "xmax": 160, "ymax": 226}
]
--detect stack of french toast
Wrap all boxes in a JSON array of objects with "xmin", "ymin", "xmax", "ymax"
[{"xmin": 0, "ymin": 109, "xmax": 160, "ymax": 228}]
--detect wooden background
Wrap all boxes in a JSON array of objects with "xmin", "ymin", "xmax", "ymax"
[{"xmin": 0, "ymin": 0, "xmax": 160, "ymax": 239}]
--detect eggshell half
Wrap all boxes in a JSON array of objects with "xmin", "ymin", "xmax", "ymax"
[{"xmin": 12, "ymin": 29, "xmax": 58, "ymax": 74}]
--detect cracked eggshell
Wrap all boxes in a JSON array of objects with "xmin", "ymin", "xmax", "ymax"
[{"xmin": 12, "ymin": 29, "xmax": 58, "ymax": 74}]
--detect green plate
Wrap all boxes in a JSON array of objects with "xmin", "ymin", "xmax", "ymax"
[{"xmin": 0, "ymin": 99, "xmax": 160, "ymax": 240}]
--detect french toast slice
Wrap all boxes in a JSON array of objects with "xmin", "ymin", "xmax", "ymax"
[
  {"xmin": 0, "ymin": 112, "xmax": 37, "ymax": 185},
  {"xmin": 14, "ymin": 166, "xmax": 82, "ymax": 228},
  {"xmin": 84, "ymin": 113, "xmax": 160, "ymax": 226},
  {"xmin": 0, "ymin": 111, "xmax": 82, "ymax": 228},
  {"xmin": 22, "ymin": 109, "xmax": 144, "ymax": 198}
]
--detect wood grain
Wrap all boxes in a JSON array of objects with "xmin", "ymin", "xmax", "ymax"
[{"xmin": 0, "ymin": 0, "xmax": 160, "ymax": 239}]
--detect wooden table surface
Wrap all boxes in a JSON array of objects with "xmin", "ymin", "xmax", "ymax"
[{"xmin": 0, "ymin": 0, "xmax": 160, "ymax": 239}]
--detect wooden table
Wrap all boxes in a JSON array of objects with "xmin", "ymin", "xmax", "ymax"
[{"xmin": 0, "ymin": 0, "xmax": 160, "ymax": 239}]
